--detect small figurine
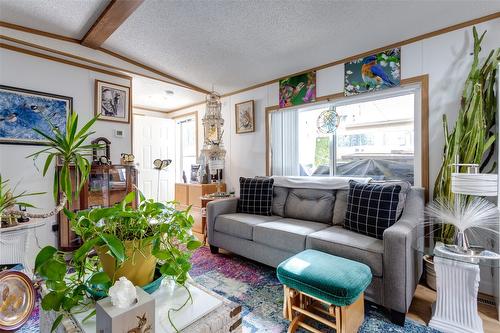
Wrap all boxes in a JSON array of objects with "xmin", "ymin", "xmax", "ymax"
[{"xmin": 182, "ymin": 171, "xmax": 187, "ymax": 184}]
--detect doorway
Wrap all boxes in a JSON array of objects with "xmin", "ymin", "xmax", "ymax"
[{"xmin": 133, "ymin": 114, "xmax": 175, "ymax": 201}]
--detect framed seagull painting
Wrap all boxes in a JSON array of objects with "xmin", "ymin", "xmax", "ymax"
[
  {"xmin": 0, "ymin": 85, "xmax": 72, "ymax": 145},
  {"xmin": 344, "ymin": 48, "xmax": 401, "ymax": 96}
]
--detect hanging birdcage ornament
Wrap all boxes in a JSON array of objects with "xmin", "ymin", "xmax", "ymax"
[{"xmin": 317, "ymin": 105, "xmax": 340, "ymax": 134}]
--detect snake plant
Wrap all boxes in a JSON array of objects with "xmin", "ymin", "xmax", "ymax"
[{"xmin": 433, "ymin": 27, "xmax": 499, "ymax": 242}]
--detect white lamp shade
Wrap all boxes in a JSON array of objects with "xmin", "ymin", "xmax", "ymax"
[
  {"xmin": 209, "ymin": 159, "xmax": 224, "ymax": 170},
  {"xmin": 451, "ymin": 173, "xmax": 498, "ymax": 196}
]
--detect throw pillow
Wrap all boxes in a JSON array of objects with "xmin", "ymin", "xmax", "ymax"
[
  {"xmin": 238, "ymin": 177, "xmax": 274, "ymax": 216},
  {"xmin": 370, "ymin": 180, "xmax": 411, "ymax": 219},
  {"xmin": 344, "ymin": 180, "xmax": 401, "ymax": 239}
]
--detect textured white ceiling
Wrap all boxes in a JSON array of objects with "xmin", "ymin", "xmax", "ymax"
[
  {"xmin": 132, "ymin": 75, "xmax": 205, "ymax": 110},
  {"xmin": 0, "ymin": 0, "xmax": 110, "ymax": 38},
  {"xmin": 104, "ymin": 0, "xmax": 500, "ymax": 94}
]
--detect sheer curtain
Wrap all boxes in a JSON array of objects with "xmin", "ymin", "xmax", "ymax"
[{"xmin": 271, "ymin": 109, "xmax": 299, "ymax": 176}]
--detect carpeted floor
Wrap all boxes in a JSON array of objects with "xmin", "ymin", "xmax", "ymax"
[
  {"xmin": 20, "ymin": 246, "xmax": 440, "ymax": 332},
  {"xmin": 190, "ymin": 247, "xmax": 440, "ymax": 333}
]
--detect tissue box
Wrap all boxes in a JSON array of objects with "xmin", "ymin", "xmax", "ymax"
[{"xmin": 96, "ymin": 286, "xmax": 155, "ymax": 333}]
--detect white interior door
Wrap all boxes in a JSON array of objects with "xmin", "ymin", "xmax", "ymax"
[{"xmin": 133, "ymin": 114, "xmax": 175, "ymax": 201}]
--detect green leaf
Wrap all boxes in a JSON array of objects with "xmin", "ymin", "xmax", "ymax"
[
  {"xmin": 51, "ymin": 314, "xmax": 64, "ymax": 332},
  {"xmin": 42, "ymin": 291, "xmax": 65, "ymax": 311},
  {"xmin": 73, "ymin": 237, "xmax": 99, "ymax": 262},
  {"xmin": 160, "ymin": 264, "xmax": 178, "ymax": 276},
  {"xmin": 186, "ymin": 240, "xmax": 202, "ymax": 251},
  {"xmin": 39, "ymin": 259, "xmax": 66, "ymax": 281},
  {"xmin": 35, "ymin": 246, "xmax": 57, "ymax": 272},
  {"xmin": 89, "ymin": 272, "xmax": 111, "ymax": 285},
  {"xmin": 82, "ymin": 309, "xmax": 97, "ymax": 323},
  {"xmin": 42, "ymin": 154, "xmax": 55, "ymax": 176},
  {"xmin": 99, "ymin": 234, "xmax": 125, "ymax": 262},
  {"xmin": 46, "ymin": 280, "xmax": 67, "ymax": 292},
  {"xmin": 124, "ymin": 191, "xmax": 136, "ymax": 204}
]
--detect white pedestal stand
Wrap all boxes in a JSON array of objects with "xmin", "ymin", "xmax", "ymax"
[{"xmin": 429, "ymin": 256, "xmax": 483, "ymax": 333}]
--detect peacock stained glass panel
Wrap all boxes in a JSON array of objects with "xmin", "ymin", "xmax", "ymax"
[{"xmin": 344, "ymin": 48, "xmax": 401, "ymax": 96}]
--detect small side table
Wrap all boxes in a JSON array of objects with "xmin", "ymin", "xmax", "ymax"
[
  {"xmin": 201, "ymin": 195, "xmax": 233, "ymax": 245},
  {"xmin": 427, "ymin": 243, "xmax": 500, "ymax": 333}
]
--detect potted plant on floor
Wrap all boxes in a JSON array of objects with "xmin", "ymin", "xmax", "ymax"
[
  {"xmin": 35, "ymin": 191, "xmax": 201, "ymax": 332},
  {"xmin": 426, "ymin": 26, "xmax": 499, "ymax": 289}
]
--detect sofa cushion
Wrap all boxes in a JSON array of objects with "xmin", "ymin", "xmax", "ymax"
[
  {"xmin": 277, "ymin": 249, "xmax": 372, "ymax": 306},
  {"xmin": 344, "ymin": 180, "xmax": 401, "ymax": 239},
  {"xmin": 272, "ymin": 186, "xmax": 289, "ymax": 217},
  {"xmin": 214, "ymin": 214, "xmax": 282, "ymax": 240},
  {"xmin": 306, "ymin": 226, "xmax": 384, "ymax": 277},
  {"xmin": 238, "ymin": 177, "xmax": 274, "ymax": 216},
  {"xmin": 253, "ymin": 218, "xmax": 328, "ymax": 253},
  {"xmin": 332, "ymin": 189, "xmax": 348, "ymax": 225},
  {"xmin": 284, "ymin": 189, "xmax": 335, "ymax": 224}
]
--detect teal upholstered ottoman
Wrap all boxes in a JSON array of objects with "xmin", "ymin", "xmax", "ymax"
[{"xmin": 277, "ymin": 249, "xmax": 372, "ymax": 333}]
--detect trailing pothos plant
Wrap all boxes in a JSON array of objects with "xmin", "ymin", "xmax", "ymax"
[{"xmin": 35, "ymin": 191, "xmax": 201, "ymax": 332}]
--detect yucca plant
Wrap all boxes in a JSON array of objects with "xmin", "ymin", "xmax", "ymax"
[
  {"xmin": 433, "ymin": 27, "xmax": 499, "ymax": 242},
  {"xmin": 27, "ymin": 113, "xmax": 102, "ymax": 203}
]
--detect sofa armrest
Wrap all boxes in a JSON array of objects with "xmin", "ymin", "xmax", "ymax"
[
  {"xmin": 207, "ymin": 198, "xmax": 239, "ymax": 244},
  {"xmin": 383, "ymin": 187, "xmax": 424, "ymax": 313}
]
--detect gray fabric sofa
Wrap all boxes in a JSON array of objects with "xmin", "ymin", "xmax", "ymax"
[{"xmin": 206, "ymin": 182, "xmax": 424, "ymax": 325}]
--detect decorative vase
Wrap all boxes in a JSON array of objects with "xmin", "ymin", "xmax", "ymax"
[
  {"xmin": 454, "ymin": 230, "xmax": 470, "ymax": 253},
  {"xmin": 96, "ymin": 239, "xmax": 156, "ymax": 286},
  {"xmin": 423, "ymin": 255, "xmax": 436, "ymax": 291}
]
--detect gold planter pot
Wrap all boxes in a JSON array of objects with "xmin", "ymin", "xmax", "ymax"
[{"xmin": 96, "ymin": 239, "xmax": 156, "ymax": 286}]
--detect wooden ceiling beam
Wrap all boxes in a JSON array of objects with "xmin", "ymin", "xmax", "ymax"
[{"xmin": 81, "ymin": 0, "xmax": 144, "ymax": 49}]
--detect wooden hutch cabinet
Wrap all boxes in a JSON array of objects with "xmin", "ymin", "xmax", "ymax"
[
  {"xmin": 175, "ymin": 183, "xmax": 226, "ymax": 242},
  {"xmin": 58, "ymin": 165, "xmax": 137, "ymax": 250}
]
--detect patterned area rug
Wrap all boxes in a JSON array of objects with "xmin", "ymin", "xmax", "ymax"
[
  {"xmin": 190, "ymin": 247, "xmax": 440, "ymax": 333},
  {"xmin": 19, "ymin": 247, "xmax": 439, "ymax": 332}
]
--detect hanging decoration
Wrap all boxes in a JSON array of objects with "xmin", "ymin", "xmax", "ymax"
[
  {"xmin": 317, "ymin": 105, "xmax": 340, "ymax": 134},
  {"xmin": 201, "ymin": 91, "xmax": 226, "ymax": 172}
]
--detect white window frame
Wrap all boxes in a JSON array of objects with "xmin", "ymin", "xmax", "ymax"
[
  {"xmin": 175, "ymin": 114, "xmax": 197, "ymax": 182},
  {"xmin": 269, "ymin": 85, "xmax": 423, "ymax": 186}
]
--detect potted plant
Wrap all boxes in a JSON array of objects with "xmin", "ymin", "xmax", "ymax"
[
  {"xmin": 427, "ymin": 26, "xmax": 499, "ymax": 289},
  {"xmin": 35, "ymin": 191, "xmax": 201, "ymax": 331},
  {"xmin": 0, "ymin": 175, "xmax": 43, "ymax": 227}
]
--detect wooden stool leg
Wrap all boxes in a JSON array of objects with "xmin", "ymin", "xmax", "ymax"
[
  {"xmin": 287, "ymin": 314, "xmax": 304, "ymax": 333},
  {"xmin": 339, "ymin": 292, "xmax": 365, "ymax": 333},
  {"xmin": 283, "ymin": 286, "xmax": 288, "ymax": 319}
]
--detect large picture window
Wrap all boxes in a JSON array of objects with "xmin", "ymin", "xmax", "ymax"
[{"xmin": 270, "ymin": 88, "xmax": 420, "ymax": 185}]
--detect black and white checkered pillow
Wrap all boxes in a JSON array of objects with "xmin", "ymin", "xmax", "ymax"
[
  {"xmin": 238, "ymin": 177, "xmax": 274, "ymax": 216},
  {"xmin": 344, "ymin": 180, "xmax": 402, "ymax": 240}
]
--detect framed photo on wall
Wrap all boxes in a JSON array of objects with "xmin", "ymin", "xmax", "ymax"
[
  {"xmin": 95, "ymin": 80, "xmax": 130, "ymax": 123},
  {"xmin": 0, "ymin": 85, "xmax": 72, "ymax": 145},
  {"xmin": 235, "ymin": 100, "xmax": 255, "ymax": 134}
]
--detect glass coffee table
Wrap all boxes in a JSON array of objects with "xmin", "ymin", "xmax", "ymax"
[
  {"xmin": 415, "ymin": 239, "xmax": 500, "ymax": 333},
  {"xmin": 41, "ymin": 281, "xmax": 242, "ymax": 333}
]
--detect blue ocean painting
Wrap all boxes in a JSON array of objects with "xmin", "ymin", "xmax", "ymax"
[{"xmin": 0, "ymin": 87, "xmax": 71, "ymax": 144}]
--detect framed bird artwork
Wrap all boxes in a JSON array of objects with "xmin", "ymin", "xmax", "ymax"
[
  {"xmin": 344, "ymin": 48, "xmax": 401, "ymax": 96},
  {"xmin": 0, "ymin": 85, "xmax": 72, "ymax": 145}
]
